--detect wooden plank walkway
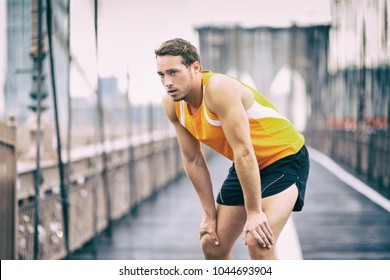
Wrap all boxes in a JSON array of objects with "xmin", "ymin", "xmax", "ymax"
[
  {"xmin": 69, "ymin": 150, "xmax": 390, "ymax": 260},
  {"xmin": 292, "ymin": 154, "xmax": 390, "ymax": 260},
  {"xmin": 69, "ymin": 153, "xmax": 249, "ymax": 260}
]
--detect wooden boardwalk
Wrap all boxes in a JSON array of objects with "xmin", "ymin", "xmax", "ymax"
[
  {"xmin": 69, "ymin": 153, "xmax": 249, "ymax": 260},
  {"xmin": 293, "ymin": 155, "xmax": 390, "ymax": 260},
  {"xmin": 69, "ymin": 150, "xmax": 390, "ymax": 260}
]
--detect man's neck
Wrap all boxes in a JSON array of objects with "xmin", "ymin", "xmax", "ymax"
[{"xmin": 185, "ymin": 72, "xmax": 203, "ymax": 115}]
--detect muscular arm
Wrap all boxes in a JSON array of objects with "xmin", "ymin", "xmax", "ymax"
[
  {"xmin": 205, "ymin": 75, "xmax": 274, "ymax": 247},
  {"xmin": 162, "ymin": 95, "xmax": 219, "ymax": 244}
]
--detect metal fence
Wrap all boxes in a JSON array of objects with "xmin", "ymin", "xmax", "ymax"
[
  {"xmin": 0, "ymin": 120, "xmax": 17, "ymax": 259},
  {"xmin": 16, "ymin": 130, "xmax": 183, "ymax": 259},
  {"xmin": 305, "ymin": 0, "xmax": 390, "ymax": 198}
]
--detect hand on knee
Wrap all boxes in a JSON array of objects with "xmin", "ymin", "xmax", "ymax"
[
  {"xmin": 246, "ymin": 233, "xmax": 276, "ymax": 260},
  {"xmin": 200, "ymin": 234, "xmax": 228, "ymax": 260},
  {"xmin": 200, "ymin": 234, "xmax": 219, "ymax": 258}
]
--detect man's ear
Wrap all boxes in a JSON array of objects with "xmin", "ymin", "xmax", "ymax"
[{"xmin": 192, "ymin": 61, "xmax": 201, "ymax": 72}]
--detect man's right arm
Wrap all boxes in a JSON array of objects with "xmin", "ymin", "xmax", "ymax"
[{"xmin": 162, "ymin": 96, "xmax": 219, "ymax": 244}]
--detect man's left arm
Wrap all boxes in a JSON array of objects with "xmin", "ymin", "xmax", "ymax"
[{"xmin": 205, "ymin": 75, "xmax": 274, "ymax": 249}]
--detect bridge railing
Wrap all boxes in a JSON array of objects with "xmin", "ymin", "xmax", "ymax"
[
  {"xmin": 0, "ymin": 120, "xmax": 17, "ymax": 260},
  {"xmin": 16, "ymin": 129, "xmax": 183, "ymax": 260}
]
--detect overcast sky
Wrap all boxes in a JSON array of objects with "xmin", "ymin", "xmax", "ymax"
[
  {"xmin": 87, "ymin": 0, "xmax": 331, "ymax": 104},
  {"xmin": 0, "ymin": 0, "xmax": 6, "ymax": 114},
  {"xmin": 0, "ymin": 0, "xmax": 332, "ymax": 109}
]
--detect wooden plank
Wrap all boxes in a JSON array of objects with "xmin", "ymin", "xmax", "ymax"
[{"xmin": 293, "ymin": 160, "xmax": 390, "ymax": 260}]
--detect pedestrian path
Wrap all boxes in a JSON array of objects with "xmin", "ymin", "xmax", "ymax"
[
  {"xmin": 69, "ymin": 153, "xmax": 249, "ymax": 259},
  {"xmin": 293, "ymin": 148, "xmax": 390, "ymax": 260},
  {"xmin": 69, "ymin": 149, "xmax": 390, "ymax": 260}
]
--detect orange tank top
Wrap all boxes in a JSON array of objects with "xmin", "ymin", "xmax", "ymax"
[{"xmin": 175, "ymin": 71, "xmax": 304, "ymax": 169}]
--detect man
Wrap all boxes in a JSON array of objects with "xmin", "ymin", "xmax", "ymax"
[{"xmin": 155, "ymin": 38, "xmax": 309, "ymax": 260}]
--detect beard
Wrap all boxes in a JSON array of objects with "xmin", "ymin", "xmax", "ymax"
[{"xmin": 170, "ymin": 71, "xmax": 195, "ymax": 102}]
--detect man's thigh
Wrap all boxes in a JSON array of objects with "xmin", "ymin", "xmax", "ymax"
[
  {"xmin": 262, "ymin": 184, "xmax": 298, "ymax": 239},
  {"xmin": 244, "ymin": 184, "xmax": 298, "ymax": 259},
  {"xmin": 202, "ymin": 204, "xmax": 246, "ymax": 252}
]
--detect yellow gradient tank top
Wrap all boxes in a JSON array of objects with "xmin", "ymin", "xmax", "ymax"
[{"xmin": 175, "ymin": 70, "xmax": 304, "ymax": 169}]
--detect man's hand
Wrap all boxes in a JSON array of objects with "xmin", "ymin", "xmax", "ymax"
[
  {"xmin": 243, "ymin": 211, "xmax": 274, "ymax": 248},
  {"xmin": 199, "ymin": 216, "xmax": 220, "ymax": 246}
]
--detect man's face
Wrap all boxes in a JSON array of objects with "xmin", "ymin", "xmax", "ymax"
[{"xmin": 156, "ymin": 55, "xmax": 195, "ymax": 102}]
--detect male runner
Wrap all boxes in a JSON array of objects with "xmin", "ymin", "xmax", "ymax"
[{"xmin": 155, "ymin": 38, "xmax": 309, "ymax": 260}]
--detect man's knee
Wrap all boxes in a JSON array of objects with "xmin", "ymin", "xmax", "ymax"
[
  {"xmin": 200, "ymin": 234, "xmax": 229, "ymax": 260},
  {"xmin": 246, "ymin": 234, "xmax": 276, "ymax": 260}
]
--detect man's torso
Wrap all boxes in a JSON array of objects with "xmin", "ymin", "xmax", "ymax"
[{"xmin": 175, "ymin": 71, "xmax": 304, "ymax": 169}]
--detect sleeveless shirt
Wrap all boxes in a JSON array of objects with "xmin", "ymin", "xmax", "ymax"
[{"xmin": 175, "ymin": 70, "xmax": 304, "ymax": 170}]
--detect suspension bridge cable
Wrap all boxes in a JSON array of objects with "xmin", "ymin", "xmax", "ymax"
[
  {"xmin": 46, "ymin": 0, "xmax": 70, "ymax": 257},
  {"xmin": 33, "ymin": 0, "xmax": 44, "ymax": 260}
]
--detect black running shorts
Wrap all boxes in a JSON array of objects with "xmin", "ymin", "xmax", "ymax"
[{"xmin": 216, "ymin": 145, "xmax": 310, "ymax": 212}]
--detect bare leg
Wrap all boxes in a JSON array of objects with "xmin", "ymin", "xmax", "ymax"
[
  {"xmin": 246, "ymin": 184, "xmax": 298, "ymax": 260},
  {"xmin": 201, "ymin": 184, "xmax": 298, "ymax": 260},
  {"xmin": 200, "ymin": 204, "xmax": 246, "ymax": 259}
]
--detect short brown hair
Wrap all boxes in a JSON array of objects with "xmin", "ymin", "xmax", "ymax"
[{"xmin": 155, "ymin": 38, "xmax": 200, "ymax": 67}]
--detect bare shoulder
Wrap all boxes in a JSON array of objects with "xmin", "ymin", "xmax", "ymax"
[
  {"xmin": 205, "ymin": 74, "xmax": 251, "ymax": 113},
  {"xmin": 206, "ymin": 73, "xmax": 239, "ymax": 90},
  {"xmin": 162, "ymin": 95, "xmax": 178, "ymax": 124}
]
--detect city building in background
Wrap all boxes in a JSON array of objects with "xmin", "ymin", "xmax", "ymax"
[{"xmin": 5, "ymin": 0, "xmax": 69, "ymax": 124}]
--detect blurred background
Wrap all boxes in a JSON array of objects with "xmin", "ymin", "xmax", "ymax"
[{"xmin": 0, "ymin": 0, "xmax": 389, "ymax": 260}]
